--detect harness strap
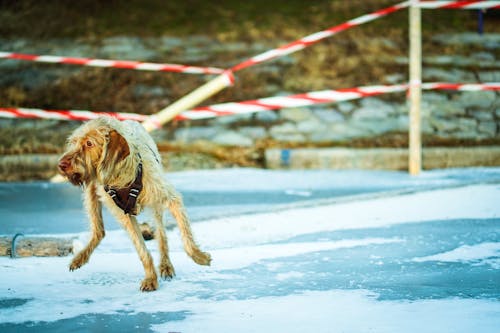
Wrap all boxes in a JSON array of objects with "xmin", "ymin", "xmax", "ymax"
[{"xmin": 104, "ymin": 162, "xmax": 143, "ymax": 215}]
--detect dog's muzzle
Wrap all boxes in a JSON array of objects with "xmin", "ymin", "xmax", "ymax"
[{"xmin": 58, "ymin": 157, "xmax": 83, "ymax": 186}]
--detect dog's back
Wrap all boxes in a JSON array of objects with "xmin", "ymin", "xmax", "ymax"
[{"xmin": 123, "ymin": 120, "xmax": 162, "ymax": 167}]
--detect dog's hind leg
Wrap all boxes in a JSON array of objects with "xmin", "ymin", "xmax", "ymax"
[
  {"xmin": 70, "ymin": 182, "xmax": 105, "ymax": 271},
  {"xmin": 166, "ymin": 194, "xmax": 211, "ymax": 266},
  {"xmin": 153, "ymin": 207, "xmax": 175, "ymax": 279}
]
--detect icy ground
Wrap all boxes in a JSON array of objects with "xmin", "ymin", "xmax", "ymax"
[{"xmin": 0, "ymin": 168, "xmax": 499, "ymax": 332}]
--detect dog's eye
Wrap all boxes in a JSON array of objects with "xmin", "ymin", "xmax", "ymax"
[{"xmin": 86, "ymin": 140, "xmax": 93, "ymax": 147}]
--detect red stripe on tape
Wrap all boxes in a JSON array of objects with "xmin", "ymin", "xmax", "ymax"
[
  {"xmin": 8, "ymin": 53, "xmax": 38, "ymax": 61},
  {"xmin": 442, "ymin": 0, "xmax": 484, "ymax": 9},
  {"xmin": 60, "ymin": 57, "xmax": 91, "ymax": 65}
]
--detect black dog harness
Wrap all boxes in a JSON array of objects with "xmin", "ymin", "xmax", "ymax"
[{"xmin": 104, "ymin": 162, "xmax": 143, "ymax": 215}]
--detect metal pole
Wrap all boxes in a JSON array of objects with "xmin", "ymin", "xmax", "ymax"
[{"xmin": 408, "ymin": 0, "xmax": 422, "ymax": 175}]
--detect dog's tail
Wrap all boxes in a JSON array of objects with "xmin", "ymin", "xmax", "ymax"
[{"xmin": 166, "ymin": 194, "xmax": 212, "ymax": 266}]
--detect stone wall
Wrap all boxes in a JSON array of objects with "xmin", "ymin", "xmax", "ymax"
[
  {"xmin": 167, "ymin": 89, "xmax": 499, "ymax": 147},
  {"xmin": 1, "ymin": 33, "xmax": 499, "ymax": 151},
  {"xmin": 163, "ymin": 33, "xmax": 500, "ymax": 147}
]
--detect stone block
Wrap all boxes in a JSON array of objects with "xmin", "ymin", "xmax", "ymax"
[
  {"xmin": 423, "ymin": 68, "xmax": 474, "ymax": 82},
  {"xmin": 270, "ymin": 123, "xmax": 306, "ymax": 143},
  {"xmin": 255, "ymin": 110, "xmax": 280, "ymax": 123},
  {"xmin": 296, "ymin": 118, "xmax": 327, "ymax": 134},
  {"xmin": 174, "ymin": 127, "xmax": 218, "ymax": 142},
  {"xmin": 212, "ymin": 130, "xmax": 253, "ymax": 147},
  {"xmin": 429, "ymin": 117, "xmax": 458, "ymax": 133},
  {"xmin": 313, "ymin": 122, "xmax": 369, "ymax": 142},
  {"xmin": 457, "ymin": 117, "xmax": 478, "ymax": 133},
  {"xmin": 280, "ymin": 108, "xmax": 313, "ymax": 122},
  {"xmin": 214, "ymin": 113, "xmax": 253, "ymax": 125},
  {"xmin": 471, "ymin": 110, "xmax": 494, "ymax": 121},
  {"xmin": 337, "ymin": 102, "xmax": 355, "ymax": 114},
  {"xmin": 478, "ymin": 71, "xmax": 500, "ymax": 82},
  {"xmin": 478, "ymin": 122, "xmax": 497, "ymax": 137},
  {"xmin": 352, "ymin": 118, "xmax": 403, "ymax": 135},
  {"xmin": 352, "ymin": 98, "xmax": 395, "ymax": 120},
  {"xmin": 313, "ymin": 108, "xmax": 345, "ymax": 123},
  {"xmin": 458, "ymin": 91, "xmax": 496, "ymax": 109},
  {"xmin": 426, "ymin": 99, "xmax": 465, "ymax": 117},
  {"xmin": 239, "ymin": 127, "xmax": 268, "ymax": 140}
]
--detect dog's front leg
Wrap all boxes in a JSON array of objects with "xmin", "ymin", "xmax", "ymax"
[
  {"xmin": 119, "ymin": 214, "xmax": 158, "ymax": 291},
  {"xmin": 70, "ymin": 182, "xmax": 105, "ymax": 271},
  {"xmin": 102, "ymin": 196, "xmax": 158, "ymax": 291}
]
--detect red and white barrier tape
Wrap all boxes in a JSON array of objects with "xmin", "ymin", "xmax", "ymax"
[
  {"xmin": 230, "ymin": 0, "xmax": 500, "ymax": 72},
  {"xmin": 0, "ymin": 108, "xmax": 147, "ymax": 122},
  {"xmin": 1, "ymin": 2, "xmax": 498, "ymax": 78},
  {"xmin": 422, "ymin": 82, "xmax": 500, "ymax": 90},
  {"xmin": 177, "ymin": 84, "xmax": 410, "ymax": 120},
  {"xmin": 231, "ymin": 1, "xmax": 411, "ymax": 72},
  {"xmin": 0, "ymin": 52, "xmax": 225, "ymax": 75},
  {"xmin": 417, "ymin": 1, "xmax": 500, "ymax": 9},
  {"xmin": 1, "ymin": 82, "xmax": 498, "ymax": 122}
]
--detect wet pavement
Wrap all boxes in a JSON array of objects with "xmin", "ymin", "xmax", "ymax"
[{"xmin": 2, "ymin": 167, "xmax": 500, "ymax": 235}]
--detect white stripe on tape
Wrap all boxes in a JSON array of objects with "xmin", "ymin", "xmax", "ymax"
[
  {"xmin": 0, "ymin": 111, "xmax": 16, "ymax": 118},
  {"xmin": 136, "ymin": 63, "xmax": 168, "ymax": 71},
  {"xmin": 358, "ymin": 85, "xmax": 408, "ymax": 93},
  {"xmin": 257, "ymin": 96, "xmax": 315, "ymax": 107},
  {"xmin": 68, "ymin": 111, "xmax": 101, "ymax": 119},
  {"xmin": 251, "ymin": 49, "xmax": 283, "ymax": 63},
  {"xmin": 182, "ymin": 67, "xmax": 206, "ymax": 74},
  {"xmin": 179, "ymin": 110, "xmax": 219, "ymax": 119},
  {"xmin": 36, "ymin": 55, "xmax": 65, "ymax": 63},
  {"xmin": 86, "ymin": 59, "xmax": 115, "ymax": 67},
  {"xmin": 307, "ymin": 90, "xmax": 362, "ymax": 101},
  {"xmin": 301, "ymin": 31, "xmax": 334, "ymax": 43},
  {"xmin": 463, "ymin": 2, "xmax": 500, "ymax": 9},
  {"xmin": 209, "ymin": 103, "xmax": 267, "ymax": 113},
  {"xmin": 348, "ymin": 13, "xmax": 380, "ymax": 25}
]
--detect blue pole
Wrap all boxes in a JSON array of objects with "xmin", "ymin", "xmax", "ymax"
[{"xmin": 478, "ymin": 10, "xmax": 484, "ymax": 35}]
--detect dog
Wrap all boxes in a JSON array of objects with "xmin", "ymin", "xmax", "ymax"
[{"xmin": 58, "ymin": 116, "xmax": 211, "ymax": 291}]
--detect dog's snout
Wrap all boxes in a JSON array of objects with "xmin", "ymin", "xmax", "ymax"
[{"xmin": 58, "ymin": 158, "xmax": 70, "ymax": 172}]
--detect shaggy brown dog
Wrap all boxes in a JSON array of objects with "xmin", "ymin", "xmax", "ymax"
[{"xmin": 58, "ymin": 116, "xmax": 211, "ymax": 291}]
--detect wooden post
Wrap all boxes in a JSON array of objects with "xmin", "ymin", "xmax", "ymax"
[
  {"xmin": 408, "ymin": 0, "xmax": 422, "ymax": 175},
  {"xmin": 142, "ymin": 72, "xmax": 234, "ymax": 132}
]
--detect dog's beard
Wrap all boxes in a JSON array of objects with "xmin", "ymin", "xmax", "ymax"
[{"xmin": 68, "ymin": 172, "xmax": 83, "ymax": 186}]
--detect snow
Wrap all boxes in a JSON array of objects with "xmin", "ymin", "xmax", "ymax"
[
  {"xmin": 1, "ymin": 169, "xmax": 500, "ymax": 332},
  {"xmin": 154, "ymin": 291, "xmax": 500, "ymax": 333},
  {"xmin": 189, "ymin": 184, "xmax": 500, "ymax": 249},
  {"xmin": 413, "ymin": 242, "xmax": 500, "ymax": 269}
]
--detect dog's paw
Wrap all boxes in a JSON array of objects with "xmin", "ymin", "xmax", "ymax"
[
  {"xmin": 140, "ymin": 277, "xmax": 159, "ymax": 292},
  {"xmin": 69, "ymin": 253, "xmax": 88, "ymax": 271},
  {"xmin": 159, "ymin": 261, "xmax": 176, "ymax": 280},
  {"xmin": 191, "ymin": 250, "xmax": 212, "ymax": 266}
]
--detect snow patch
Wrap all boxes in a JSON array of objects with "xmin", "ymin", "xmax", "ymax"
[
  {"xmin": 413, "ymin": 242, "xmax": 500, "ymax": 268},
  {"xmin": 193, "ymin": 185, "xmax": 500, "ymax": 248},
  {"xmin": 275, "ymin": 271, "xmax": 305, "ymax": 281},
  {"xmin": 154, "ymin": 290, "xmax": 500, "ymax": 333}
]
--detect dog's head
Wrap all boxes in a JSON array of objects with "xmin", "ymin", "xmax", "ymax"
[{"xmin": 58, "ymin": 117, "xmax": 131, "ymax": 186}]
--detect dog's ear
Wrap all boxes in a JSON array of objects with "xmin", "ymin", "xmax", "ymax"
[
  {"xmin": 106, "ymin": 130, "xmax": 130, "ymax": 163},
  {"xmin": 99, "ymin": 129, "xmax": 130, "ymax": 182}
]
